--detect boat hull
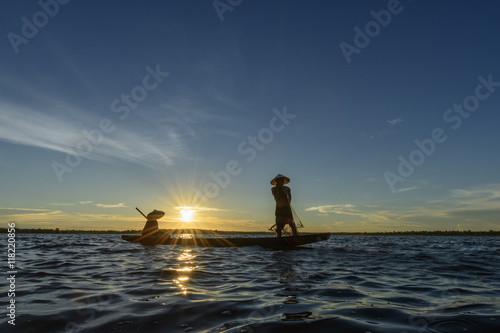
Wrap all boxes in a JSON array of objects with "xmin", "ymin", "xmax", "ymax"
[{"xmin": 121, "ymin": 233, "xmax": 330, "ymax": 248}]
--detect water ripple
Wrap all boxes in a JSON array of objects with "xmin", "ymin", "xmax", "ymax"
[{"xmin": 1, "ymin": 234, "xmax": 499, "ymax": 332}]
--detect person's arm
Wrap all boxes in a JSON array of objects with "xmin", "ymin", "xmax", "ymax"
[{"xmin": 282, "ymin": 186, "xmax": 291, "ymax": 204}]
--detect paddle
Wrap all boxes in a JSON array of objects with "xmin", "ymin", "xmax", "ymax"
[{"xmin": 136, "ymin": 207, "xmax": 147, "ymax": 219}]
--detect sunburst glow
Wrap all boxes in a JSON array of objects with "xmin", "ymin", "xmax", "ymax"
[{"xmin": 180, "ymin": 209, "xmax": 195, "ymax": 222}]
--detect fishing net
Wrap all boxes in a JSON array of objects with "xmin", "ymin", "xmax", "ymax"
[
  {"xmin": 269, "ymin": 205, "xmax": 304, "ymax": 236},
  {"xmin": 291, "ymin": 206, "xmax": 304, "ymax": 228}
]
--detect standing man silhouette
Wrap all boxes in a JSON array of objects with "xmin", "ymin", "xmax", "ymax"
[{"xmin": 270, "ymin": 174, "xmax": 298, "ymax": 237}]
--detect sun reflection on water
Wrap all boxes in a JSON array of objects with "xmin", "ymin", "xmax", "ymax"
[
  {"xmin": 176, "ymin": 267, "xmax": 193, "ymax": 272},
  {"xmin": 178, "ymin": 234, "xmax": 194, "ymax": 239},
  {"xmin": 173, "ymin": 249, "xmax": 196, "ymax": 295}
]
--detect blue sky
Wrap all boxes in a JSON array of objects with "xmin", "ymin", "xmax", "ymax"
[{"xmin": 1, "ymin": 0, "xmax": 499, "ymax": 232}]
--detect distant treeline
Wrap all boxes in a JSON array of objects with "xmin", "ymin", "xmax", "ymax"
[
  {"xmin": 0, "ymin": 228, "xmax": 131, "ymax": 234},
  {"xmin": 331, "ymin": 230, "xmax": 500, "ymax": 237},
  {"xmin": 1, "ymin": 228, "xmax": 499, "ymax": 236},
  {"xmin": 0, "ymin": 228, "xmax": 267, "ymax": 235}
]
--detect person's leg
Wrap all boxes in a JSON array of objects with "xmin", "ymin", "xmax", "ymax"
[
  {"xmin": 276, "ymin": 219, "xmax": 284, "ymax": 238},
  {"xmin": 290, "ymin": 221, "xmax": 298, "ymax": 236}
]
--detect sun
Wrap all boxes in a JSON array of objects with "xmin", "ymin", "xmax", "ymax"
[{"xmin": 180, "ymin": 209, "xmax": 195, "ymax": 222}]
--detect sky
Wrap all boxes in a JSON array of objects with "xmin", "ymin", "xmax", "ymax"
[{"xmin": 1, "ymin": 0, "xmax": 500, "ymax": 232}]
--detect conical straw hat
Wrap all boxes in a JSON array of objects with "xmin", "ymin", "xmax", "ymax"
[
  {"xmin": 270, "ymin": 174, "xmax": 290, "ymax": 185},
  {"xmin": 147, "ymin": 209, "xmax": 165, "ymax": 220}
]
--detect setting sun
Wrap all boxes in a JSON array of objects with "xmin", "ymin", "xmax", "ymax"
[{"xmin": 180, "ymin": 209, "xmax": 195, "ymax": 222}]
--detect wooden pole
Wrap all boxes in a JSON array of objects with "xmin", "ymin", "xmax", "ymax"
[{"xmin": 136, "ymin": 207, "xmax": 147, "ymax": 219}]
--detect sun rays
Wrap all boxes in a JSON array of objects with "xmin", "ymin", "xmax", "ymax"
[{"xmin": 180, "ymin": 208, "xmax": 195, "ymax": 222}]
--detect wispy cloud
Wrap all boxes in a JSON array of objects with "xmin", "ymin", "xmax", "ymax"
[
  {"xmin": 395, "ymin": 184, "xmax": 500, "ymax": 230},
  {"xmin": 0, "ymin": 101, "xmax": 184, "ymax": 169},
  {"xmin": 305, "ymin": 183, "xmax": 500, "ymax": 231},
  {"xmin": 392, "ymin": 180, "xmax": 428, "ymax": 193},
  {"xmin": 96, "ymin": 203, "xmax": 127, "ymax": 208},
  {"xmin": 0, "ymin": 102, "xmax": 80, "ymax": 154},
  {"xmin": 440, "ymin": 183, "xmax": 500, "ymax": 212},
  {"xmin": 306, "ymin": 204, "xmax": 398, "ymax": 224},
  {"xmin": 306, "ymin": 184, "xmax": 500, "ymax": 230},
  {"xmin": 387, "ymin": 118, "xmax": 402, "ymax": 125},
  {"xmin": 53, "ymin": 201, "xmax": 127, "ymax": 208},
  {"xmin": 362, "ymin": 128, "xmax": 394, "ymax": 140},
  {"xmin": 306, "ymin": 204, "xmax": 355, "ymax": 215},
  {"xmin": 393, "ymin": 186, "xmax": 420, "ymax": 193},
  {"xmin": 174, "ymin": 206, "xmax": 226, "ymax": 212},
  {"xmin": 0, "ymin": 209, "xmax": 140, "ymax": 230},
  {"xmin": 156, "ymin": 86, "xmax": 242, "ymax": 141},
  {"xmin": 0, "ymin": 208, "xmax": 57, "ymax": 216}
]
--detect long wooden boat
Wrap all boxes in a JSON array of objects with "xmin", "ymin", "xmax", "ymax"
[{"xmin": 121, "ymin": 233, "xmax": 330, "ymax": 248}]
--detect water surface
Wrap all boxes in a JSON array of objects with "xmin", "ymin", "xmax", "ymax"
[{"xmin": 1, "ymin": 234, "xmax": 499, "ymax": 332}]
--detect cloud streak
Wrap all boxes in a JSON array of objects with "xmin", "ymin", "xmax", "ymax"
[
  {"xmin": 174, "ymin": 206, "xmax": 226, "ymax": 212},
  {"xmin": 0, "ymin": 101, "xmax": 184, "ymax": 170},
  {"xmin": 436, "ymin": 183, "xmax": 500, "ymax": 215},
  {"xmin": 387, "ymin": 118, "xmax": 402, "ymax": 125},
  {"xmin": 96, "ymin": 203, "xmax": 127, "ymax": 208},
  {"xmin": 306, "ymin": 183, "xmax": 500, "ymax": 230},
  {"xmin": 306, "ymin": 204, "xmax": 398, "ymax": 224},
  {"xmin": 0, "ymin": 208, "xmax": 57, "ymax": 216},
  {"xmin": 53, "ymin": 201, "xmax": 127, "ymax": 208}
]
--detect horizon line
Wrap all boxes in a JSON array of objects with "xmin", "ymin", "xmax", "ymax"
[{"xmin": 2, "ymin": 228, "xmax": 499, "ymax": 235}]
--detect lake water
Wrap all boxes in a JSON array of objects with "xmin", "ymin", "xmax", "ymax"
[{"xmin": 1, "ymin": 234, "xmax": 499, "ymax": 332}]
